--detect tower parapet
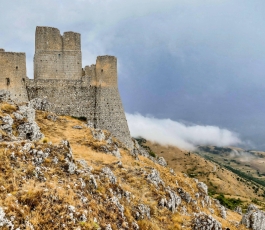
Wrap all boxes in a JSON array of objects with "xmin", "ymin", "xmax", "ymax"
[
  {"xmin": 34, "ymin": 26, "xmax": 82, "ymax": 80},
  {"xmin": 95, "ymin": 55, "xmax": 117, "ymax": 87}
]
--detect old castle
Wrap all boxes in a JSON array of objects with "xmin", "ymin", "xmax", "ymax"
[{"xmin": 0, "ymin": 26, "xmax": 132, "ymax": 149}]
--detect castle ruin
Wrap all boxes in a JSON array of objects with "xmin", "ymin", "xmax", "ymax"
[{"xmin": 0, "ymin": 26, "xmax": 133, "ymax": 149}]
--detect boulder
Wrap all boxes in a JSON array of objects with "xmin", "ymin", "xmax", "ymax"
[
  {"xmin": 157, "ymin": 157, "xmax": 167, "ymax": 167},
  {"xmin": 241, "ymin": 204, "xmax": 265, "ymax": 230},
  {"xmin": 193, "ymin": 212, "xmax": 222, "ymax": 230},
  {"xmin": 197, "ymin": 182, "xmax": 208, "ymax": 195}
]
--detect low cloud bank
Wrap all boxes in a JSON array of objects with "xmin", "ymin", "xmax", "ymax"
[{"xmin": 126, "ymin": 113, "xmax": 242, "ymax": 150}]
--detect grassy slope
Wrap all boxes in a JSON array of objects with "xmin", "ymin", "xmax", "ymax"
[
  {"xmin": 0, "ymin": 106, "xmax": 247, "ymax": 229},
  {"xmin": 145, "ymin": 141, "xmax": 265, "ymax": 210},
  {"xmin": 35, "ymin": 112, "xmax": 246, "ymax": 229}
]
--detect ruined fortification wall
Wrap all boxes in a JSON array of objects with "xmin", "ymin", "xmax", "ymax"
[
  {"xmin": 92, "ymin": 56, "xmax": 133, "ymax": 149},
  {"xmin": 28, "ymin": 55, "xmax": 133, "ymax": 149},
  {"xmin": 0, "ymin": 50, "xmax": 28, "ymax": 103},
  {"xmin": 0, "ymin": 26, "xmax": 133, "ymax": 149},
  {"xmin": 27, "ymin": 78, "xmax": 93, "ymax": 117},
  {"xmin": 34, "ymin": 27, "xmax": 82, "ymax": 80}
]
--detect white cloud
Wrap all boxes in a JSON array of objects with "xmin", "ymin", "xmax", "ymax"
[{"xmin": 126, "ymin": 113, "xmax": 242, "ymax": 150}]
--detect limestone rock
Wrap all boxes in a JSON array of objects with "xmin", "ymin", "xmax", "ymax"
[
  {"xmin": 89, "ymin": 175, "xmax": 98, "ymax": 189},
  {"xmin": 18, "ymin": 104, "xmax": 36, "ymax": 123},
  {"xmin": 157, "ymin": 157, "xmax": 167, "ymax": 167},
  {"xmin": 102, "ymin": 167, "xmax": 117, "ymax": 184},
  {"xmin": 241, "ymin": 204, "xmax": 265, "ymax": 230},
  {"xmin": 18, "ymin": 122, "xmax": 43, "ymax": 141},
  {"xmin": 92, "ymin": 129, "xmax": 105, "ymax": 141},
  {"xmin": 197, "ymin": 182, "xmax": 208, "ymax": 195},
  {"xmin": 105, "ymin": 224, "xmax": 112, "ymax": 230},
  {"xmin": 15, "ymin": 103, "xmax": 44, "ymax": 141},
  {"xmin": 72, "ymin": 125, "xmax": 83, "ymax": 129},
  {"xmin": 146, "ymin": 169, "xmax": 165, "ymax": 187},
  {"xmin": 0, "ymin": 206, "xmax": 14, "ymax": 229},
  {"xmin": 110, "ymin": 196, "xmax": 124, "ymax": 217},
  {"xmin": 235, "ymin": 206, "xmax": 242, "ymax": 215},
  {"xmin": 177, "ymin": 187, "xmax": 191, "ymax": 204},
  {"xmin": 46, "ymin": 114, "xmax": 57, "ymax": 121},
  {"xmin": 135, "ymin": 204, "xmax": 151, "ymax": 220},
  {"xmin": 192, "ymin": 212, "xmax": 222, "ymax": 230},
  {"xmin": 166, "ymin": 187, "xmax": 181, "ymax": 213},
  {"xmin": 1, "ymin": 115, "xmax": 13, "ymax": 135},
  {"xmin": 132, "ymin": 222, "xmax": 139, "ymax": 230}
]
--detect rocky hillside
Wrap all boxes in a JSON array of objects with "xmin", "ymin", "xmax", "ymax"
[
  {"xmin": 146, "ymin": 141, "xmax": 265, "ymax": 209},
  {"xmin": 0, "ymin": 95, "xmax": 264, "ymax": 229}
]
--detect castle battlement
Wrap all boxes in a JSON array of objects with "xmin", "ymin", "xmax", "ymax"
[
  {"xmin": 34, "ymin": 26, "xmax": 82, "ymax": 80},
  {"xmin": 0, "ymin": 26, "xmax": 133, "ymax": 149}
]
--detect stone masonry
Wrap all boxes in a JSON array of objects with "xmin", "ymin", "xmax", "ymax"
[{"xmin": 0, "ymin": 26, "xmax": 133, "ymax": 150}]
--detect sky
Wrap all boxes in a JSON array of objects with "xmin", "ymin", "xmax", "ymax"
[{"xmin": 1, "ymin": 0, "xmax": 265, "ymax": 150}]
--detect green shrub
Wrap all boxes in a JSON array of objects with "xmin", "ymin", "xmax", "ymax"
[{"xmin": 216, "ymin": 194, "xmax": 243, "ymax": 210}]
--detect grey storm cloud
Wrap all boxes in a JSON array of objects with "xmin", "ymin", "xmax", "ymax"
[{"xmin": 1, "ymin": 0, "xmax": 265, "ymax": 149}]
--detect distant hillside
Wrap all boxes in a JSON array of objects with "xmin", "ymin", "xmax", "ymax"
[
  {"xmin": 144, "ymin": 140, "xmax": 265, "ymax": 212},
  {"xmin": 197, "ymin": 146, "xmax": 265, "ymax": 189}
]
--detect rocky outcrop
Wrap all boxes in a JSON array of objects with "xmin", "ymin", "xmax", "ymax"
[
  {"xmin": 197, "ymin": 182, "xmax": 208, "ymax": 195},
  {"xmin": 0, "ymin": 207, "xmax": 14, "ymax": 229},
  {"xmin": 146, "ymin": 168, "xmax": 165, "ymax": 187},
  {"xmin": 157, "ymin": 156, "xmax": 167, "ymax": 167},
  {"xmin": 241, "ymin": 204, "xmax": 265, "ymax": 230},
  {"xmin": 192, "ymin": 212, "xmax": 222, "ymax": 230},
  {"xmin": 0, "ymin": 102, "xmax": 43, "ymax": 141}
]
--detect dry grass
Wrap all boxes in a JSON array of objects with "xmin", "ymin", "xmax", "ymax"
[
  {"xmin": 0, "ymin": 106, "xmax": 250, "ymax": 229},
  {"xmin": 0, "ymin": 102, "xmax": 17, "ymax": 113}
]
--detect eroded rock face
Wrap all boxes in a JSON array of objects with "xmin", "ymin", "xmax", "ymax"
[
  {"xmin": 157, "ymin": 157, "xmax": 167, "ymax": 167},
  {"xmin": 146, "ymin": 169, "xmax": 165, "ymax": 187},
  {"xmin": 197, "ymin": 182, "xmax": 208, "ymax": 195},
  {"xmin": 0, "ymin": 206, "xmax": 14, "ymax": 229},
  {"xmin": 1, "ymin": 115, "xmax": 13, "ymax": 135},
  {"xmin": 135, "ymin": 204, "xmax": 151, "ymax": 220},
  {"xmin": 235, "ymin": 206, "xmax": 242, "ymax": 215},
  {"xmin": 177, "ymin": 187, "xmax": 191, "ymax": 204},
  {"xmin": 192, "ymin": 212, "xmax": 222, "ymax": 230},
  {"xmin": 0, "ymin": 102, "xmax": 43, "ymax": 141},
  {"xmin": 18, "ymin": 122, "xmax": 43, "ymax": 141},
  {"xmin": 102, "ymin": 167, "xmax": 117, "ymax": 184},
  {"xmin": 92, "ymin": 129, "xmax": 105, "ymax": 141},
  {"xmin": 166, "ymin": 187, "xmax": 181, "ymax": 213},
  {"xmin": 241, "ymin": 204, "xmax": 265, "ymax": 230}
]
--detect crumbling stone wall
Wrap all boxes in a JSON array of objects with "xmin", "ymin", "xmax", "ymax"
[
  {"xmin": 0, "ymin": 50, "xmax": 28, "ymax": 103},
  {"xmin": 27, "ymin": 55, "xmax": 133, "ymax": 149},
  {"xmin": 34, "ymin": 27, "xmax": 82, "ymax": 80}
]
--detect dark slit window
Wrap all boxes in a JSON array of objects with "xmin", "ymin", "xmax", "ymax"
[{"xmin": 6, "ymin": 78, "xmax": 10, "ymax": 86}]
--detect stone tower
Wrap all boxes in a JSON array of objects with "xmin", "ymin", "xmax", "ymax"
[
  {"xmin": 86, "ymin": 56, "xmax": 133, "ymax": 149},
  {"xmin": 34, "ymin": 26, "xmax": 82, "ymax": 80},
  {"xmin": 0, "ymin": 49, "xmax": 28, "ymax": 103}
]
